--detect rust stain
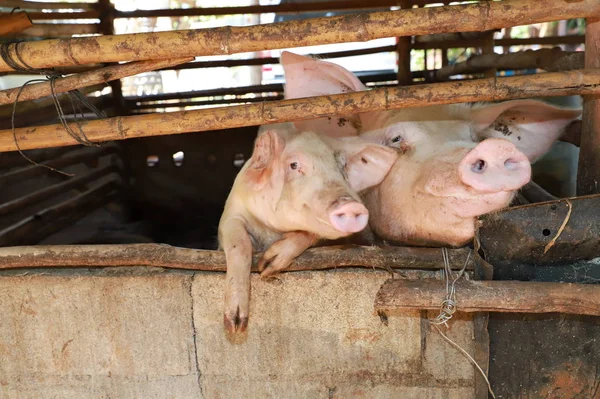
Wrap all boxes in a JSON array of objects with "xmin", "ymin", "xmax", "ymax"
[{"xmin": 537, "ymin": 361, "xmax": 592, "ymax": 399}]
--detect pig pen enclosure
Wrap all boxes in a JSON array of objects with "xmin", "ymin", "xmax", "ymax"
[{"xmin": 0, "ymin": 0, "xmax": 599, "ymax": 398}]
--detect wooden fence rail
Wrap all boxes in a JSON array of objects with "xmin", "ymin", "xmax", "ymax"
[
  {"xmin": 0, "ymin": 69, "xmax": 597, "ymax": 152},
  {"xmin": 1, "ymin": 0, "xmax": 597, "ymax": 72}
]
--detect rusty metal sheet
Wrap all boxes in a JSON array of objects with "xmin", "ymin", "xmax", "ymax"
[{"xmin": 477, "ymin": 194, "xmax": 600, "ymax": 266}]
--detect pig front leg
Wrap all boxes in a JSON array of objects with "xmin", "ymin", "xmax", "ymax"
[
  {"xmin": 258, "ymin": 231, "xmax": 318, "ymax": 277},
  {"xmin": 220, "ymin": 217, "xmax": 253, "ymax": 333}
]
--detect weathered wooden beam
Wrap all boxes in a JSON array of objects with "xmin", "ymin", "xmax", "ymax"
[
  {"xmin": 412, "ymin": 34, "xmax": 585, "ymax": 50},
  {"xmin": 0, "ymin": 164, "xmax": 117, "ymax": 216},
  {"xmin": 577, "ymin": 17, "xmax": 600, "ymax": 195},
  {"xmin": 1, "ymin": 0, "xmax": 597, "ymax": 72},
  {"xmin": 5, "ymin": 23, "xmax": 100, "ymax": 39},
  {"xmin": 0, "ymin": 180, "xmax": 117, "ymax": 247},
  {"xmin": 0, "ymin": 146, "xmax": 118, "ymax": 186},
  {"xmin": 0, "ymin": 69, "xmax": 598, "ymax": 152},
  {"xmin": 132, "ymin": 95, "xmax": 284, "ymax": 111},
  {"xmin": 0, "ymin": 244, "xmax": 472, "ymax": 272},
  {"xmin": 433, "ymin": 49, "xmax": 584, "ymax": 80},
  {"xmin": 0, "ymin": 58, "xmax": 193, "ymax": 106},
  {"xmin": 1, "ymin": 1, "xmax": 94, "ymax": 10},
  {"xmin": 0, "ymin": 12, "xmax": 33, "ymax": 36},
  {"xmin": 374, "ymin": 279, "xmax": 600, "ymax": 317}
]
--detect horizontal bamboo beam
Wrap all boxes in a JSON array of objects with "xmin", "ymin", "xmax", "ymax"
[
  {"xmin": 0, "ymin": 69, "xmax": 598, "ymax": 152},
  {"xmin": 0, "ymin": 12, "xmax": 33, "ymax": 36},
  {"xmin": 1, "ymin": 0, "xmax": 598, "ymax": 72},
  {"xmin": 0, "ymin": 164, "xmax": 117, "ymax": 216},
  {"xmin": 0, "ymin": 36, "xmax": 585, "ymax": 76},
  {"xmin": 0, "ymin": 57, "xmax": 193, "ymax": 106},
  {"xmin": 374, "ymin": 279, "xmax": 600, "ymax": 316},
  {"xmin": 0, "ymin": 244, "xmax": 472, "ymax": 271},
  {"xmin": 434, "ymin": 49, "xmax": 584, "ymax": 80},
  {"xmin": 0, "ymin": 146, "xmax": 118, "ymax": 186},
  {"xmin": 0, "ymin": 180, "xmax": 117, "ymax": 247}
]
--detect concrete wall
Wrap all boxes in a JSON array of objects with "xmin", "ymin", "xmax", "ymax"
[{"xmin": 0, "ymin": 269, "xmax": 477, "ymax": 398}]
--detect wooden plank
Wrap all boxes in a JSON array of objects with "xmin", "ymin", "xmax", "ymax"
[
  {"xmin": 0, "ymin": 58, "xmax": 193, "ymax": 106},
  {"xmin": 374, "ymin": 279, "xmax": 600, "ymax": 316},
  {"xmin": 1, "ymin": 0, "xmax": 598, "ymax": 72},
  {"xmin": 577, "ymin": 17, "xmax": 600, "ymax": 195},
  {"xmin": 0, "ymin": 12, "xmax": 33, "ymax": 36},
  {"xmin": 0, "ymin": 68, "xmax": 598, "ymax": 152}
]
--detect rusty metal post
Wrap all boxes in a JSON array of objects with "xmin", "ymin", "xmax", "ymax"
[{"xmin": 577, "ymin": 17, "xmax": 600, "ymax": 195}]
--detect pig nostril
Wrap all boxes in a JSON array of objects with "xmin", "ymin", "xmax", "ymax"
[
  {"xmin": 471, "ymin": 159, "xmax": 486, "ymax": 174},
  {"xmin": 504, "ymin": 158, "xmax": 519, "ymax": 170}
]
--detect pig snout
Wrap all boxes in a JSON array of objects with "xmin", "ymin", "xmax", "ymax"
[
  {"xmin": 458, "ymin": 138, "xmax": 531, "ymax": 193},
  {"xmin": 328, "ymin": 197, "xmax": 369, "ymax": 233}
]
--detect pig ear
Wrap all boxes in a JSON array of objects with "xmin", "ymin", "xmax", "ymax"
[
  {"xmin": 281, "ymin": 51, "xmax": 368, "ymax": 137},
  {"xmin": 343, "ymin": 141, "xmax": 399, "ymax": 192},
  {"xmin": 247, "ymin": 130, "xmax": 285, "ymax": 189},
  {"xmin": 469, "ymin": 100, "xmax": 582, "ymax": 162}
]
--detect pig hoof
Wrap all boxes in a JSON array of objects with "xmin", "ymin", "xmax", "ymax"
[{"xmin": 224, "ymin": 307, "xmax": 248, "ymax": 333}]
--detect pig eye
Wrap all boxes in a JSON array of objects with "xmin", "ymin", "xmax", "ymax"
[
  {"xmin": 391, "ymin": 136, "xmax": 402, "ymax": 143},
  {"xmin": 289, "ymin": 161, "xmax": 299, "ymax": 170}
]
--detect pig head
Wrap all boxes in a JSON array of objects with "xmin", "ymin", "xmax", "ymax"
[
  {"xmin": 219, "ymin": 123, "xmax": 397, "ymax": 332},
  {"xmin": 281, "ymin": 51, "xmax": 582, "ymax": 247}
]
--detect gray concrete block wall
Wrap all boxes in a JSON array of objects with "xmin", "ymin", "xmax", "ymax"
[{"xmin": 0, "ymin": 270, "xmax": 476, "ymax": 398}]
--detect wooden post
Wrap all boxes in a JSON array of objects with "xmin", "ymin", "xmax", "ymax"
[
  {"xmin": 577, "ymin": 17, "xmax": 600, "ymax": 195},
  {"xmin": 374, "ymin": 279, "xmax": 600, "ymax": 317},
  {"xmin": 0, "ymin": 12, "xmax": 33, "ymax": 36},
  {"xmin": 0, "ymin": 69, "xmax": 597, "ymax": 152},
  {"xmin": 396, "ymin": 1, "xmax": 412, "ymax": 85},
  {"xmin": 481, "ymin": 31, "xmax": 497, "ymax": 78},
  {"xmin": 0, "ymin": 0, "xmax": 597, "ymax": 72}
]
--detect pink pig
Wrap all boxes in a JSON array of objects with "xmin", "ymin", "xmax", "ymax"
[
  {"xmin": 281, "ymin": 51, "xmax": 582, "ymax": 247},
  {"xmin": 218, "ymin": 123, "xmax": 398, "ymax": 333}
]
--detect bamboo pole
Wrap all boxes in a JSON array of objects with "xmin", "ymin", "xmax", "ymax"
[
  {"xmin": 0, "ymin": 57, "xmax": 193, "ymax": 106},
  {"xmin": 0, "ymin": 12, "xmax": 33, "ymax": 36},
  {"xmin": 7, "ymin": 23, "xmax": 100, "ymax": 39},
  {"xmin": 0, "ymin": 69, "xmax": 598, "ymax": 152},
  {"xmin": 434, "ymin": 49, "xmax": 584, "ymax": 80},
  {"xmin": 1, "ymin": 0, "xmax": 598, "ymax": 72},
  {"xmin": 374, "ymin": 279, "xmax": 600, "ymax": 317},
  {"xmin": 0, "ymin": 36, "xmax": 584, "ymax": 76},
  {"xmin": 577, "ymin": 18, "xmax": 600, "ymax": 196},
  {"xmin": 0, "ymin": 244, "xmax": 472, "ymax": 272}
]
